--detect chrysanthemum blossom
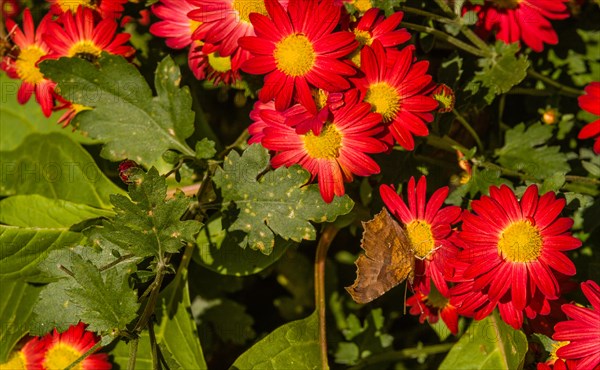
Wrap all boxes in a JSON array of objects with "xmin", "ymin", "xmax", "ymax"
[
  {"xmin": 248, "ymin": 99, "xmax": 282, "ymax": 144},
  {"xmin": 347, "ymin": 8, "xmax": 410, "ymax": 67},
  {"xmin": 474, "ymin": 0, "xmax": 569, "ymax": 52},
  {"xmin": 239, "ymin": 0, "xmax": 357, "ymax": 112},
  {"xmin": 261, "ymin": 89, "xmax": 386, "ymax": 203},
  {"xmin": 380, "ymin": 176, "xmax": 462, "ymax": 296},
  {"xmin": 2, "ymin": 0, "xmax": 20, "ymax": 19},
  {"xmin": 150, "ymin": 0, "xmax": 202, "ymax": 49},
  {"xmin": 553, "ymin": 280, "xmax": 600, "ymax": 370},
  {"xmin": 3, "ymin": 10, "xmax": 56, "ymax": 117},
  {"xmin": 356, "ymin": 41, "xmax": 438, "ymax": 150},
  {"xmin": 188, "ymin": 0, "xmax": 286, "ymax": 70},
  {"xmin": 47, "ymin": 0, "xmax": 127, "ymax": 19},
  {"xmin": 42, "ymin": 322, "xmax": 111, "ymax": 370},
  {"xmin": 44, "ymin": 6, "xmax": 135, "ymax": 61},
  {"xmin": 284, "ymin": 89, "xmax": 344, "ymax": 135},
  {"xmin": 407, "ymin": 285, "xmax": 459, "ymax": 335},
  {"xmin": 459, "ymin": 185, "xmax": 582, "ymax": 318},
  {"xmin": 0, "ymin": 335, "xmax": 49, "ymax": 370},
  {"xmin": 577, "ymin": 81, "xmax": 600, "ymax": 154}
]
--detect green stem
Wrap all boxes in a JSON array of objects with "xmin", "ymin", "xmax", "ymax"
[
  {"xmin": 453, "ymin": 109, "xmax": 484, "ymax": 153},
  {"xmin": 565, "ymin": 175, "xmax": 600, "ymax": 186},
  {"xmin": 348, "ymin": 343, "xmax": 455, "ymax": 370},
  {"xmin": 148, "ymin": 319, "xmax": 160, "ymax": 370},
  {"xmin": 217, "ymin": 129, "xmax": 250, "ymax": 159},
  {"xmin": 128, "ymin": 338, "xmax": 139, "ymax": 370},
  {"xmin": 400, "ymin": 22, "xmax": 488, "ymax": 57},
  {"xmin": 315, "ymin": 225, "xmax": 339, "ymax": 370},
  {"xmin": 527, "ymin": 69, "xmax": 584, "ymax": 97},
  {"xmin": 507, "ymin": 87, "xmax": 555, "ymax": 96},
  {"xmin": 432, "ymin": 0, "xmax": 454, "ymax": 15},
  {"xmin": 398, "ymin": 6, "xmax": 452, "ymax": 23},
  {"xmin": 471, "ymin": 158, "xmax": 538, "ymax": 182},
  {"xmin": 134, "ymin": 255, "xmax": 171, "ymax": 333},
  {"xmin": 64, "ymin": 341, "xmax": 102, "ymax": 370},
  {"xmin": 426, "ymin": 134, "xmax": 470, "ymax": 154}
]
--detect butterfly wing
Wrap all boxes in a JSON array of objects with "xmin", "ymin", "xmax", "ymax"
[{"xmin": 345, "ymin": 208, "xmax": 414, "ymax": 304}]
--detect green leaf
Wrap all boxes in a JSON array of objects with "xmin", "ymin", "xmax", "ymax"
[
  {"xmin": 0, "ymin": 73, "xmax": 96, "ymax": 152},
  {"xmin": 39, "ymin": 54, "xmax": 195, "ymax": 166},
  {"xmin": 32, "ymin": 250, "xmax": 139, "ymax": 337},
  {"xmin": 0, "ymin": 195, "xmax": 113, "ymax": 228},
  {"xmin": 90, "ymin": 168, "xmax": 202, "ymax": 258},
  {"xmin": 439, "ymin": 311, "xmax": 527, "ymax": 370},
  {"xmin": 446, "ymin": 168, "xmax": 511, "ymax": 205},
  {"xmin": 213, "ymin": 144, "xmax": 354, "ymax": 254},
  {"xmin": 154, "ymin": 250, "xmax": 207, "ymax": 370},
  {"xmin": 495, "ymin": 123, "xmax": 571, "ymax": 179},
  {"xmin": 0, "ymin": 281, "xmax": 41, "ymax": 363},
  {"xmin": 194, "ymin": 216, "xmax": 294, "ymax": 276},
  {"xmin": 230, "ymin": 311, "xmax": 321, "ymax": 370},
  {"xmin": 199, "ymin": 298, "xmax": 256, "ymax": 345},
  {"xmin": 466, "ymin": 42, "xmax": 529, "ymax": 104},
  {"xmin": 0, "ymin": 225, "xmax": 85, "ymax": 281},
  {"xmin": 0, "ymin": 133, "xmax": 124, "ymax": 209},
  {"xmin": 195, "ymin": 138, "xmax": 217, "ymax": 160}
]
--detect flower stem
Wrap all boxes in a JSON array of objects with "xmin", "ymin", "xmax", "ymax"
[
  {"xmin": 348, "ymin": 343, "xmax": 455, "ymax": 370},
  {"xmin": 217, "ymin": 129, "xmax": 250, "ymax": 158},
  {"xmin": 128, "ymin": 338, "xmax": 139, "ymax": 370},
  {"xmin": 527, "ymin": 69, "xmax": 584, "ymax": 97},
  {"xmin": 452, "ymin": 109, "xmax": 484, "ymax": 153},
  {"xmin": 400, "ymin": 22, "xmax": 489, "ymax": 57},
  {"xmin": 315, "ymin": 224, "xmax": 340, "ymax": 370},
  {"xmin": 398, "ymin": 6, "xmax": 452, "ymax": 23}
]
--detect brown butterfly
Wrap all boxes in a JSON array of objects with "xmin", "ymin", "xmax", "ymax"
[{"xmin": 345, "ymin": 207, "xmax": 415, "ymax": 304}]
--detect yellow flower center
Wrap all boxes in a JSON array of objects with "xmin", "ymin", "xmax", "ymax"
[
  {"xmin": 303, "ymin": 123, "xmax": 342, "ymax": 159},
  {"xmin": 43, "ymin": 343, "xmax": 83, "ymax": 370},
  {"xmin": 312, "ymin": 89, "xmax": 329, "ymax": 110},
  {"xmin": 406, "ymin": 220, "xmax": 436, "ymax": 258},
  {"xmin": 497, "ymin": 220, "xmax": 543, "ymax": 263},
  {"xmin": 189, "ymin": 20, "xmax": 202, "ymax": 33},
  {"xmin": 424, "ymin": 284, "xmax": 449, "ymax": 309},
  {"xmin": 57, "ymin": 0, "xmax": 96, "ymax": 13},
  {"xmin": 274, "ymin": 34, "xmax": 315, "ymax": 77},
  {"xmin": 232, "ymin": 0, "xmax": 268, "ymax": 23},
  {"xmin": 208, "ymin": 52, "xmax": 232, "ymax": 72},
  {"xmin": 15, "ymin": 46, "xmax": 46, "ymax": 84},
  {"xmin": 353, "ymin": 0, "xmax": 373, "ymax": 13},
  {"xmin": 354, "ymin": 29, "xmax": 373, "ymax": 47},
  {"xmin": 68, "ymin": 40, "xmax": 103, "ymax": 61},
  {"xmin": 0, "ymin": 351, "xmax": 27, "ymax": 370},
  {"xmin": 549, "ymin": 341, "xmax": 569, "ymax": 363},
  {"xmin": 491, "ymin": 0, "xmax": 522, "ymax": 9},
  {"xmin": 365, "ymin": 82, "xmax": 401, "ymax": 122}
]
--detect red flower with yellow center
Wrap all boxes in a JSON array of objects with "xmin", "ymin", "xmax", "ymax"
[
  {"xmin": 239, "ymin": 0, "xmax": 357, "ymax": 112},
  {"xmin": 3, "ymin": 10, "xmax": 56, "ymax": 117},
  {"xmin": 284, "ymin": 89, "xmax": 344, "ymax": 135},
  {"xmin": 44, "ymin": 6, "xmax": 135, "ymax": 61},
  {"xmin": 188, "ymin": 0, "xmax": 286, "ymax": 71},
  {"xmin": 577, "ymin": 81, "xmax": 600, "ymax": 154},
  {"xmin": 150, "ymin": 0, "xmax": 202, "ymax": 49},
  {"xmin": 406, "ymin": 285, "xmax": 459, "ymax": 335},
  {"xmin": 553, "ymin": 280, "xmax": 600, "ymax": 370},
  {"xmin": 380, "ymin": 176, "xmax": 462, "ymax": 296},
  {"xmin": 356, "ymin": 41, "xmax": 438, "ymax": 150},
  {"xmin": 260, "ymin": 89, "xmax": 386, "ymax": 203},
  {"xmin": 474, "ymin": 0, "xmax": 569, "ymax": 52},
  {"xmin": 347, "ymin": 8, "xmax": 410, "ymax": 67},
  {"xmin": 2, "ymin": 0, "xmax": 20, "ymax": 19},
  {"xmin": 0, "ymin": 335, "xmax": 49, "ymax": 370},
  {"xmin": 47, "ymin": 0, "xmax": 127, "ymax": 19},
  {"xmin": 42, "ymin": 323, "xmax": 111, "ymax": 370},
  {"xmin": 459, "ymin": 185, "xmax": 582, "ymax": 318}
]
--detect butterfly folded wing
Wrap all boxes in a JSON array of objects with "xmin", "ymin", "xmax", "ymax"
[{"xmin": 345, "ymin": 208, "xmax": 414, "ymax": 304}]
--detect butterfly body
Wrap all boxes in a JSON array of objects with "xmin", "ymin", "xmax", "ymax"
[{"xmin": 346, "ymin": 208, "xmax": 415, "ymax": 304}]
